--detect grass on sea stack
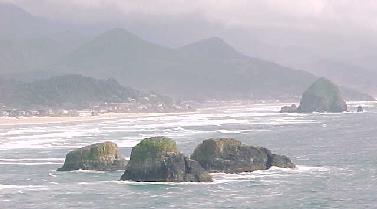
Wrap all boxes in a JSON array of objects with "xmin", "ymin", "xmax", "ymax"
[{"xmin": 129, "ymin": 137, "xmax": 178, "ymax": 162}]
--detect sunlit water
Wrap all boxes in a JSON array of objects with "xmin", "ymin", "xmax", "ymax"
[{"xmin": 0, "ymin": 101, "xmax": 376, "ymax": 209}]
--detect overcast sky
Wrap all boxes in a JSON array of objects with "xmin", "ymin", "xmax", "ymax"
[{"xmin": 2, "ymin": 0, "xmax": 377, "ymax": 33}]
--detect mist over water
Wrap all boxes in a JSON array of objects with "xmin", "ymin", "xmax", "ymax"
[{"xmin": 0, "ymin": 101, "xmax": 376, "ymax": 209}]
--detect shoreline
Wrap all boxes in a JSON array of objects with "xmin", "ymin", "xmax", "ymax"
[
  {"xmin": 0, "ymin": 111, "xmax": 199, "ymax": 126},
  {"xmin": 0, "ymin": 114, "xmax": 118, "ymax": 126},
  {"xmin": 1, "ymin": 100, "xmax": 375, "ymax": 126},
  {"xmin": 0, "ymin": 112, "xmax": 160, "ymax": 126}
]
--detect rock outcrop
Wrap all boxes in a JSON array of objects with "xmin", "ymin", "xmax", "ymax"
[
  {"xmin": 280, "ymin": 104, "xmax": 298, "ymax": 113},
  {"xmin": 57, "ymin": 142, "xmax": 127, "ymax": 171},
  {"xmin": 270, "ymin": 154, "xmax": 295, "ymax": 168},
  {"xmin": 191, "ymin": 138, "xmax": 295, "ymax": 173},
  {"xmin": 121, "ymin": 137, "xmax": 212, "ymax": 182},
  {"xmin": 357, "ymin": 106, "xmax": 364, "ymax": 112},
  {"xmin": 297, "ymin": 78, "xmax": 347, "ymax": 113}
]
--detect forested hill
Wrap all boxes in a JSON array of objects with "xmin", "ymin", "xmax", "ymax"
[{"xmin": 0, "ymin": 74, "xmax": 174, "ymax": 109}]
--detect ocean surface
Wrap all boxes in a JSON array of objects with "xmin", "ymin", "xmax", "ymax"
[{"xmin": 0, "ymin": 101, "xmax": 376, "ymax": 209}]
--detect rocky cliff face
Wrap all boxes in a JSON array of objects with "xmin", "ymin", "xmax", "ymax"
[
  {"xmin": 57, "ymin": 142, "xmax": 127, "ymax": 171},
  {"xmin": 191, "ymin": 138, "xmax": 295, "ymax": 173},
  {"xmin": 298, "ymin": 78, "xmax": 347, "ymax": 113},
  {"xmin": 121, "ymin": 137, "xmax": 212, "ymax": 182}
]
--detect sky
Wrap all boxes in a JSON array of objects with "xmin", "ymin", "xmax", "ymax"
[{"xmin": 2, "ymin": 0, "xmax": 377, "ymax": 33}]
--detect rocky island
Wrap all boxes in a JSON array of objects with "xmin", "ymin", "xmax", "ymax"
[
  {"xmin": 57, "ymin": 142, "xmax": 127, "ymax": 171},
  {"xmin": 120, "ymin": 137, "xmax": 212, "ymax": 182},
  {"xmin": 191, "ymin": 138, "xmax": 295, "ymax": 173},
  {"xmin": 280, "ymin": 77, "xmax": 347, "ymax": 113}
]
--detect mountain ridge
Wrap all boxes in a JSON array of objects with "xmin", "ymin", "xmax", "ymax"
[{"xmin": 39, "ymin": 29, "xmax": 377, "ymax": 101}]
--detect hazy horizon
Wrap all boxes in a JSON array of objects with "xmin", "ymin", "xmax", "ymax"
[{"xmin": 1, "ymin": 0, "xmax": 377, "ymax": 96}]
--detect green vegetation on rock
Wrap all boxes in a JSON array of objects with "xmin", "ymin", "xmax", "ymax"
[
  {"xmin": 191, "ymin": 138, "xmax": 295, "ymax": 173},
  {"xmin": 121, "ymin": 137, "xmax": 212, "ymax": 182},
  {"xmin": 58, "ymin": 141, "xmax": 127, "ymax": 171},
  {"xmin": 129, "ymin": 137, "xmax": 178, "ymax": 162},
  {"xmin": 191, "ymin": 138, "xmax": 242, "ymax": 165}
]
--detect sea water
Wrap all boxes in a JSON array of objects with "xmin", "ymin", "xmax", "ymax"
[{"xmin": 0, "ymin": 101, "xmax": 376, "ymax": 209}]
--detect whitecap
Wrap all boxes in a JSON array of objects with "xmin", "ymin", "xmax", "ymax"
[
  {"xmin": 0, "ymin": 162, "xmax": 62, "ymax": 165},
  {"xmin": 49, "ymin": 182, "xmax": 59, "ymax": 185},
  {"xmin": 111, "ymin": 139, "xmax": 141, "ymax": 148},
  {"xmin": 0, "ymin": 158, "xmax": 64, "ymax": 162},
  {"xmin": 111, "ymin": 180, "xmax": 216, "ymax": 186},
  {"xmin": 0, "ymin": 185, "xmax": 48, "ymax": 191},
  {"xmin": 217, "ymin": 130, "xmax": 243, "ymax": 134},
  {"xmin": 69, "ymin": 170, "xmax": 106, "ymax": 174},
  {"xmin": 209, "ymin": 165, "xmax": 331, "ymax": 184},
  {"xmin": 293, "ymin": 165, "xmax": 331, "ymax": 172}
]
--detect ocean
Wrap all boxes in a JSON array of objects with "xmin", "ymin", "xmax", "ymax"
[{"xmin": 0, "ymin": 101, "xmax": 376, "ymax": 209}]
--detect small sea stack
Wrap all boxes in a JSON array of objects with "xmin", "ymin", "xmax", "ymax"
[
  {"xmin": 191, "ymin": 138, "xmax": 295, "ymax": 173},
  {"xmin": 57, "ymin": 142, "xmax": 127, "ymax": 171},
  {"xmin": 357, "ymin": 106, "xmax": 364, "ymax": 112},
  {"xmin": 121, "ymin": 137, "xmax": 212, "ymax": 182}
]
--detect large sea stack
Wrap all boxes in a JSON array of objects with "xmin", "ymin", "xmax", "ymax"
[
  {"xmin": 57, "ymin": 142, "xmax": 127, "ymax": 171},
  {"xmin": 297, "ymin": 78, "xmax": 347, "ymax": 113},
  {"xmin": 191, "ymin": 138, "xmax": 295, "ymax": 173},
  {"xmin": 121, "ymin": 137, "xmax": 212, "ymax": 182}
]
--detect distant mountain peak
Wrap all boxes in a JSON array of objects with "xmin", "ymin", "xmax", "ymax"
[
  {"xmin": 79, "ymin": 27, "xmax": 167, "ymax": 49},
  {"xmin": 98, "ymin": 28, "xmax": 139, "ymax": 39},
  {"xmin": 0, "ymin": 2, "xmax": 33, "ymax": 18},
  {"xmin": 178, "ymin": 36, "xmax": 244, "ymax": 59},
  {"xmin": 181, "ymin": 36, "xmax": 232, "ymax": 49},
  {"xmin": 199, "ymin": 36, "xmax": 227, "ymax": 44},
  {"xmin": 60, "ymin": 27, "xmax": 174, "ymax": 69}
]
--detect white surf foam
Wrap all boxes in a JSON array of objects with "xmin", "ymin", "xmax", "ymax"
[
  {"xmin": 0, "ymin": 162, "xmax": 62, "ymax": 165},
  {"xmin": 112, "ymin": 139, "xmax": 141, "ymax": 148},
  {"xmin": 0, "ymin": 158, "xmax": 64, "ymax": 162},
  {"xmin": 0, "ymin": 184, "xmax": 48, "ymax": 191},
  {"xmin": 210, "ymin": 165, "xmax": 331, "ymax": 184}
]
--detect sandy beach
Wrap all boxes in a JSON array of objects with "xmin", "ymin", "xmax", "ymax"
[
  {"xmin": 0, "ymin": 113, "xmax": 146, "ymax": 126},
  {"xmin": 0, "ymin": 111, "xmax": 195, "ymax": 126}
]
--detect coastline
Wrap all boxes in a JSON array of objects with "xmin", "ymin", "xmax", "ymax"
[
  {"xmin": 0, "ymin": 111, "xmax": 197, "ymax": 126},
  {"xmin": 1, "ymin": 100, "xmax": 374, "ymax": 126},
  {"xmin": 0, "ymin": 113, "xmax": 147, "ymax": 126}
]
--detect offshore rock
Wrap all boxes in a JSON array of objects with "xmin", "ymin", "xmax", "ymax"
[
  {"xmin": 270, "ymin": 154, "xmax": 296, "ymax": 168},
  {"xmin": 57, "ymin": 142, "xmax": 127, "ymax": 171},
  {"xmin": 121, "ymin": 137, "xmax": 212, "ymax": 182},
  {"xmin": 191, "ymin": 138, "xmax": 295, "ymax": 173},
  {"xmin": 297, "ymin": 78, "xmax": 347, "ymax": 113},
  {"xmin": 280, "ymin": 104, "xmax": 298, "ymax": 113}
]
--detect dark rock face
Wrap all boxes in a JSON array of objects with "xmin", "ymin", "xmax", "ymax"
[
  {"xmin": 280, "ymin": 104, "xmax": 298, "ymax": 113},
  {"xmin": 121, "ymin": 137, "xmax": 212, "ymax": 182},
  {"xmin": 57, "ymin": 142, "xmax": 127, "ymax": 171},
  {"xmin": 357, "ymin": 106, "xmax": 364, "ymax": 112},
  {"xmin": 297, "ymin": 78, "xmax": 347, "ymax": 113},
  {"xmin": 270, "ymin": 154, "xmax": 296, "ymax": 168},
  {"xmin": 191, "ymin": 138, "xmax": 295, "ymax": 173}
]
